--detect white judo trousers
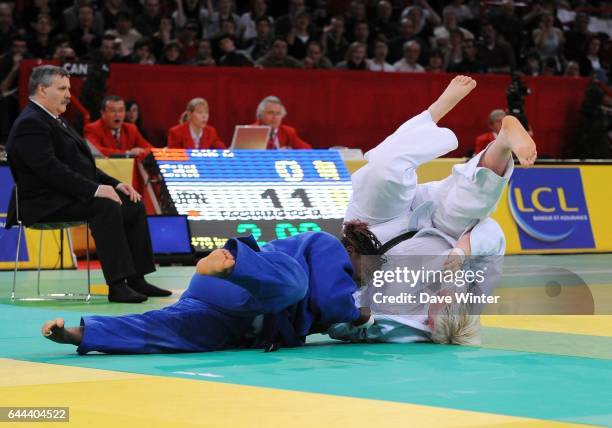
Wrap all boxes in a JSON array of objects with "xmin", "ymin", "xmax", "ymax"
[{"xmin": 329, "ymin": 110, "xmax": 513, "ymax": 342}]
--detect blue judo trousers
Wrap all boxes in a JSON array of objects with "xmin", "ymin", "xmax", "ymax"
[{"xmin": 77, "ymin": 232, "xmax": 360, "ymax": 354}]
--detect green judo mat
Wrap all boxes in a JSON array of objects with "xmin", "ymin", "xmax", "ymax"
[{"xmin": 1, "ymin": 255, "xmax": 612, "ymax": 426}]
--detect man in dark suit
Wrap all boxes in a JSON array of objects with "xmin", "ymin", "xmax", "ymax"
[{"xmin": 5, "ymin": 65, "xmax": 171, "ymax": 303}]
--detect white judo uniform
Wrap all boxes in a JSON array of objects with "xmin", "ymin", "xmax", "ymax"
[{"xmin": 328, "ymin": 110, "xmax": 513, "ymax": 343}]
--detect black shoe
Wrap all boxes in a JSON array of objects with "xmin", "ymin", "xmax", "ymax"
[
  {"xmin": 108, "ymin": 282, "xmax": 148, "ymax": 303},
  {"xmin": 127, "ymin": 278, "xmax": 172, "ymax": 297}
]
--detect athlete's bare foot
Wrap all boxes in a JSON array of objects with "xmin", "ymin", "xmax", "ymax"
[
  {"xmin": 497, "ymin": 115, "xmax": 538, "ymax": 166},
  {"xmin": 196, "ymin": 249, "xmax": 235, "ymax": 277},
  {"xmin": 428, "ymin": 75, "xmax": 477, "ymax": 123},
  {"xmin": 41, "ymin": 318, "xmax": 83, "ymax": 346}
]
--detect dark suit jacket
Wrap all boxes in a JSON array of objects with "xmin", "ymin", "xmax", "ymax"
[{"xmin": 5, "ymin": 101, "xmax": 120, "ymax": 227}]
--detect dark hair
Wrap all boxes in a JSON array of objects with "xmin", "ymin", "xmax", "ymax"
[
  {"xmin": 100, "ymin": 94, "xmax": 124, "ymax": 110},
  {"xmin": 28, "ymin": 65, "xmax": 70, "ymax": 96},
  {"xmin": 116, "ymin": 11, "xmax": 132, "ymax": 22},
  {"xmin": 341, "ymin": 220, "xmax": 382, "ymax": 255}
]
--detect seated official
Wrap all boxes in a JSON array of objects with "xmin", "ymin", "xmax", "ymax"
[
  {"xmin": 474, "ymin": 109, "xmax": 505, "ymax": 154},
  {"xmin": 167, "ymin": 97, "xmax": 226, "ymax": 149},
  {"xmin": 252, "ymin": 95, "xmax": 311, "ymax": 150},
  {"xmin": 84, "ymin": 95, "xmax": 152, "ymax": 158},
  {"xmin": 5, "ymin": 65, "xmax": 171, "ymax": 303}
]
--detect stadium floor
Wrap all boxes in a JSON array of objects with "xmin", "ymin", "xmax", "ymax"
[{"xmin": 1, "ymin": 254, "xmax": 611, "ymax": 427}]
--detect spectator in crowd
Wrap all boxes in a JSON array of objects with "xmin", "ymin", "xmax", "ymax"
[
  {"xmin": 485, "ymin": 0, "xmax": 523, "ymax": 59},
  {"xmin": 352, "ymin": 20, "xmax": 375, "ymax": 56},
  {"xmin": 542, "ymin": 57, "xmax": 558, "ymax": 76},
  {"xmin": 522, "ymin": 50, "xmax": 543, "ymax": 76},
  {"xmin": 433, "ymin": 9, "xmax": 473, "ymax": 52},
  {"xmin": 242, "ymin": 16, "xmax": 273, "ymax": 61},
  {"xmin": 125, "ymin": 100, "xmax": 150, "ymax": 140},
  {"xmin": 201, "ymin": 0, "xmax": 239, "ymax": 40},
  {"xmin": 176, "ymin": 22, "xmax": 199, "ymax": 61},
  {"xmin": 28, "ymin": 13, "xmax": 55, "ymax": 59},
  {"xmin": 286, "ymin": 11, "xmax": 314, "ymax": 60},
  {"xmin": 131, "ymin": 37, "xmax": 155, "ymax": 64},
  {"xmin": 367, "ymin": 40, "xmax": 393, "ymax": 72},
  {"xmin": 102, "ymin": 0, "xmax": 132, "ymax": 31},
  {"xmin": 344, "ymin": 0, "xmax": 367, "ymax": 39},
  {"xmin": 52, "ymin": 41, "xmax": 78, "ymax": 63},
  {"xmin": 237, "ymin": 0, "xmax": 271, "ymax": 43},
  {"xmin": 63, "ymin": 0, "xmax": 103, "ymax": 35},
  {"xmin": 159, "ymin": 41, "xmax": 185, "ymax": 65},
  {"xmin": 393, "ymin": 40, "xmax": 424, "ymax": 72},
  {"xmin": 532, "ymin": 10, "xmax": 564, "ymax": 70},
  {"xmin": 188, "ymin": 39, "xmax": 215, "ymax": 66},
  {"xmin": 253, "ymin": 95, "xmax": 311, "ymax": 149},
  {"xmin": 275, "ymin": 0, "xmax": 307, "ymax": 37},
  {"xmin": 388, "ymin": 17, "xmax": 424, "ymax": 64},
  {"xmin": 442, "ymin": 0, "xmax": 473, "ymax": 25},
  {"xmin": 167, "ymin": 97, "xmax": 225, "ymax": 149},
  {"xmin": 217, "ymin": 33, "xmax": 252, "ymax": 66},
  {"xmin": 302, "ymin": 40, "xmax": 332, "ymax": 69},
  {"xmin": 372, "ymin": 0, "xmax": 397, "ymax": 41},
  {"xmin": 443, "ymin": 28, "xmax": 465, "ymax": 71},
  {"xmin": 426, "ymin": 49, "xmax": 445, "ymax": 72},
  {"xmin": 274, "ymin": 0, "xmax": 307, "ymax": 37},
  {"xmin": 151, "ymin": 16, "xmax": 174, "ymax": 59},
  {"xmin": 580, "ymin": 36, "xmax": 608, "ymax": 83},
  {"xmin": 565, "ymin": 13, "xmax": 592, "ymax": 62},
  {"xmin": 68, "ymin": 4, "xmax": 101, "ymax": 57},
  {"xmin": 401, "ymin": 4, "xmax": 440, "ymax": 39},
  {"xmin": 322, "ymin": 15, "xmax": 349, "ymax": 65},
  {"xmin": 22, "ymin": 0, "xmax": 59, "ymax": 31},
  {"xmin": 134, "ymin": 0, "xmax": 162, "ymax": 38},
  {"xmin": 337, "ymin": 41, "xmax": 368, "ymax": 70},
  {"xmin": 94, "ymin": 34, "xmax": 122, "ymax": 65},
  {"xmin": 84, "ymin": 95, "xmax": 153, "ymax": 158},
  {"xmin": 173, "ymin": 0, "xmax": 205, "ymax": 33},
  {"xmin": 0, "ymin": 35, "xmax": 29, "ymax": 143},
  {"xmin": 0, "ymin": 3, "xmax": 15, "ymax": 54},
  {"xmin": 256, "ymin": 38, "xmax": 301, "ymax": 68},
  {"xmin": 107, "ymin": 12, "xmax": 142, "ymax": 56},
  {"xmin": 477, "ymin": 22, "xmax": 515, "ymax": 73},
  {"xmin": 564, "ymin": 60, "xmax": 581, "ymax": 77},
  {"xmin": 474, "ymin": 108, "xmax": 505, "ymax": 154},
  {"xmin": 448, "ymin": 37, "xmax": 483, "ymax": 73}
]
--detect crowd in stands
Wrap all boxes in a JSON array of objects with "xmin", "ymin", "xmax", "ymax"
[{"xmin": 0, "ymin": 0, "xmax": 611, "ymax": 79}]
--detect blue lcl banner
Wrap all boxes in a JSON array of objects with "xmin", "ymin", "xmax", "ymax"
[{"xmin": 508, "ymin": 168, "xmax": 595, "ymax": 250}]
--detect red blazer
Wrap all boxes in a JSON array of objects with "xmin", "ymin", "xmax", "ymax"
[
  {"xmin": 167, "ymin": 122, "xmax": 226, "ymax": 149},
  {"xmin": 84, "ymin": 120, "xmax": 152, "ymax": 157},
  {"xmin": 474, "ymin": 131, "xmax": 496, "ymax": 154},
  {"xmin": 253, "ymin": 121, "xmax": 312, "ymax": 149}
]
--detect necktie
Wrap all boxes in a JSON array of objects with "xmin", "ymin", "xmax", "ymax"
[
  {"xmin": 267, "ymin": 129, "xmax": 279, "ymax": 150},
  {"xmin": 112, "ymin": 129, "xmax": 121, "ymax": 148}
]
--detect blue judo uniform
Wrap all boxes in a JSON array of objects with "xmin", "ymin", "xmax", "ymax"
[{"xmin": 77, "ymin": 232, "xmax": 361, "ymax": 354}]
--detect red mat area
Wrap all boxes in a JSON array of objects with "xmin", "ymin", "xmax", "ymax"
[{"xmin": 76, "ymin": 260, "xmax": 101, "ymax": 270}]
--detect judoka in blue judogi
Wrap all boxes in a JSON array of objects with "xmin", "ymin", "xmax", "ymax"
[{"xmin": 42, "ymin": 232, "xmax": 364, "ymax": 354}]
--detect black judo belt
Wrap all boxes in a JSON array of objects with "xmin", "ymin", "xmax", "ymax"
[{"xmin": 378, "ymin": 230, "xmax": 418, "ymax": 255}]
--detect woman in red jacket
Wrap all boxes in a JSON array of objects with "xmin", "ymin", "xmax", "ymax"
[{"xmin": 167, "ymin": 98, "xmax": 226, "ymax": 149}]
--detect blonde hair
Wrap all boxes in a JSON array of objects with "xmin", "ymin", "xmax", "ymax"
[
  {"xmin": 430, "ymin": 302, "xmax": 481, "ymax": 346},
  {"xmin": 179, "ymin": 97, "xmax": 209, "ymax": 124}
]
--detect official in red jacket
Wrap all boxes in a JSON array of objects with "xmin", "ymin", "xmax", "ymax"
[
  {"xmin": 253, "ymin": 95, "xmax": 312, "ymax": 150},
  {"xmin": 84, "ymin": 95, "xmax": 153, "ymax": 158},
  {"xmin": 167, "ymin": 98, "xmax": 226, "ymax": 149},
  {"xmin": 474, "ymin": 109, "xmax": 505, "ymax": 154}
]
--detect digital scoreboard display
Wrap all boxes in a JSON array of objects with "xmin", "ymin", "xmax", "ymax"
[{"xmin": 152, "ymin": 149, "xmax": 353, "ymax": 252}]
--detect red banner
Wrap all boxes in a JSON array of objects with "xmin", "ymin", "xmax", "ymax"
[{"xmin": 20, "ymin": 61, "xmax": 588, "ymax": 157}]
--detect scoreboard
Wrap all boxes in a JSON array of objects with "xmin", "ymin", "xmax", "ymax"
[{"xmin": 152, "ymin": 149, "xmax": 353, "ymax": 251}]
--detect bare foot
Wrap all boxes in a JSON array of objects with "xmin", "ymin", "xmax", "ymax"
[
  {"xmin": 497, "ymin": 115, "xmax": 537, "ymax": 166},
  {"xmin": 41, "ymin": 318, "xmax": 83, "ymax": 346},
  {"xmin": 196, "ymin": 249, "xmax": 235, "ymax": 277},
  {"xmin": 428, "ymin": 75, "xmax": 477, "ymax": 123}
]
